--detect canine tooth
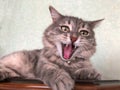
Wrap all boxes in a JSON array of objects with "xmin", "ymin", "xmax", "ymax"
[
  {"xmin": 66, "ymin": 44, "xmax": 69, "ymax": 47},
  {"xmin": 75, "ymin": 45, "xmax": 77, "ymax": 49}
]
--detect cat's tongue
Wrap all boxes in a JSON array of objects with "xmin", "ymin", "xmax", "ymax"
[{"xmin": 63, "ymin": 44, "xmax": 72, "ymax": 59}]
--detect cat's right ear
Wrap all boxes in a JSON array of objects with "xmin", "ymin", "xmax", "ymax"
[{"xmin": 49, "ymin": 6, "xmax": 63, "ymax": 22}]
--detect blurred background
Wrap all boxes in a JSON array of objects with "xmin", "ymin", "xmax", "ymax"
[{"xmin": 0, "ymin": 0, "xmax": 120, "ymax": 80}]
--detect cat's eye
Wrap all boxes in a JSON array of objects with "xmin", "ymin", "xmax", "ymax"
[
  {"xmin": 60, "ymin": 26, "xmax": 70, "ymax": 32},
  {"xmin": 80, "ymin": 30, "xmax": 89, "ymax": 36}
]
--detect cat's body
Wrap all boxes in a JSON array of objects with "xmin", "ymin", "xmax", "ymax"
[{"xmin": 0, "ymin": 6, "xmax": 103, "ymax": 90}]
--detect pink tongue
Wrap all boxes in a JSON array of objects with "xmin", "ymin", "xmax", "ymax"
[{"xmin": 63, "ymin": 44, "xmax": 72, "ymax": 59}]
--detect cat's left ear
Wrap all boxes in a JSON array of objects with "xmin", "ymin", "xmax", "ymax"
[
  {"xmin": 89, "ymin": 19, "xmax": 104, "ymax": 29},
  {"xmin": 49, "ymin": 6, "xmax": 63, "ymax": 22}
]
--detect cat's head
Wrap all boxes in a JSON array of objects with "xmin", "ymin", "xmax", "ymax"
[{"xmin": 43, "ymin": 6, "xmax": 103, "ymax": 61}]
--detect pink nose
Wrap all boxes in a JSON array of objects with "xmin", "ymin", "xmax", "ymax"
[{"xmin": 71, "ymin": 36, "xmax": 77, "ymax": 43}]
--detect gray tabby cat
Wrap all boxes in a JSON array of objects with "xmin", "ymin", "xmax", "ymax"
[{"xmin": 0, "ymin": 6, "xmax": 103, "ymax": 90}]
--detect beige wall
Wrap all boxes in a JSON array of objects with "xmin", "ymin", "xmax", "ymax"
[{"xmin": 0, "ymin": 0, "xmax": 120, "ymax": 79}]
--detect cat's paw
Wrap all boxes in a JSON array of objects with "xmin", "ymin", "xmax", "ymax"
[
  {"xmin": 47, "ymin": 70, "xmax": 74, "ymax": 90},
  {"xmin": 77, "ymin": 68, "xmax": 101, "ymax": 80},
  {"xmin": 0, "ymin": 68, "xmax": 11, "ymax": 81},
  {"xmin": 87, "ymin": 70, "xmax": 101, "ymax": 80},
  {"xmin": 0, "ymin": 71, "xmax": 7, "ymax": 81}
]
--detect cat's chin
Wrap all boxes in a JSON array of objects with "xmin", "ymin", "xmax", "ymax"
[{"xmin": 55, "ymin": 42, "xmax": 78, "ymax": 61}]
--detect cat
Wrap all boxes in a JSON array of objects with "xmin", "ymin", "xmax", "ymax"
[{"xmin": 0, "ymin": 6, "xmax": 103, "ymax": 90}]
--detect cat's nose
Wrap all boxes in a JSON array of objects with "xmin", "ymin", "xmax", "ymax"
[{"xmin": 71, "ymin": 36, "xmax": 77, "ymax": 43}]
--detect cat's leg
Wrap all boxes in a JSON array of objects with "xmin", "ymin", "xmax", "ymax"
[
  {"xmin": 50, "ymin": 70, "xmax": 74, "ymax": 90},
  {"xmin": 0, "ymin": 51, "xmax": 35, "ymax": 81},
  {"xmin": 0, "ymin": 63, "xmax": 20, "ymax": 80},
  {"xmin": 74, "ymin": 68, "xmax": 101, "ymax": 80},
  {"xmin": 38, "ymin": 64, "xmax": 74, "ymax": 90}
]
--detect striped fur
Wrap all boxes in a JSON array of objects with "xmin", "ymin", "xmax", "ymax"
[{"xmin": 0, "ymin": 6, "xmax": 103, "ymax": 90}]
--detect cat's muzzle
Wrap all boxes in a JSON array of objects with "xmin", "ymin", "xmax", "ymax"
[{"xmin": 62, "ymin": 43, "xmax": 78, "ymax": 60}]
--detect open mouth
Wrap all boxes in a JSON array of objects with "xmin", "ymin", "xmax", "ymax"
[{"xmin": 62, "ymin": 43, "xmax": 78, "ymax": 60}]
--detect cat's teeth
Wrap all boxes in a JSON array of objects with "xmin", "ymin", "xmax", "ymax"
[
  {"xmin": 75, "ymin": 45, "xmax": 77, "ymax": 49},
  {"xmin": 66, "ymin": 44, "xmax": 69, "ymax": 47}
]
